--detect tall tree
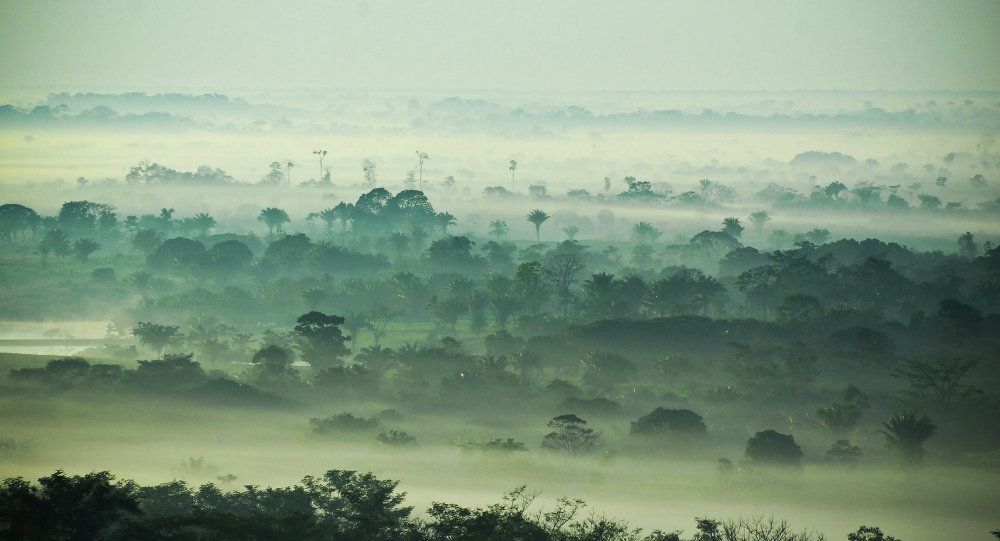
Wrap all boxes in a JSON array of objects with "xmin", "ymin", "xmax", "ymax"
[
  {"xmin": 508, "ymin": 160, "xmax": 518, "ymax": 191},
  {"xmin": 526, "ymin": 209, "xmax": 549, "ymax": 241},
  {"xmin": 415, "ymin": 151, "xmax": 429, "ymax": 189},
  {"xmin": 313, "ymin": 149, "xmax": 328, "ymax": 182},
  {"xmin": 293, "ymin": 311, "xmax": 350, "ymax": 371}
]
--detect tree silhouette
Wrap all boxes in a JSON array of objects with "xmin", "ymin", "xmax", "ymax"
[
  {"xmin": 631, "ymin": 221, "xmax": 662, "ymax": 243},
  {"xmin": 541, "ymin": 414, "xmax": 600, "ymax": 455},
  {"xmin": 73, "ymin": 238, "xmax": 99, "ymax": 261},
  {"xmin": 293, "ymin": 311, "xmax": 350, "ymax": 371},
  {"xmin": 892, "ymin": 357, "xmax": 981, "ymax": 407},
  {"xmin": 749, "ymin": 210, "xmax": 770, "ymax": 237},
  {"xmin": 258, "ymin": 207, "xmax": 290, "ymax": 237},
  {"xmin": 131, "ymin": 322, "xmax": 180, "ymax": 354},
  {"xmin": 958, "ymin": 232, "xmax": 977, "ymax": 258},
  {"xmin": 286, "ymin": 161, "xmax": 295, "ymax": 186},
  {"xmin": 415, "ymin": 151, "xmax": 429, "ymax": 189},
  {"xmin": 435, "ymin": 212, "xmax": 457, "ymax": 234},
  {"xmin": 880, "ymin": 411, "xmax": 936, "ymax": 464},
  {"xmin": 526, "ymin": 209, "xmax": 549, "ymax": 241},
  {"xmin": 745, "ymin": 430, "xmax": 803, "ymax": 467},
  {"xmin": 191, "ymin": 213, "xmax": 216, "ymax": 236},
  {"xmin": 313, "ymin": 149, "xmax": 328, "ymax": 182},
  {"xmin": 489, "ymin": 219, "xmax": 508, "ymax": 240},
  {"xmin": 38, "ymin": 229, "xmax": 71, "ymax": 260},
  {"xmin": 362, "ymin": 159, "xmax": 377, "ymax": 187},
  {"xmin": 722, "ymin": 217, "xmax": 744, "ymax": 238},
  {"xmin": 508, "ymin": 160, "xmax": 518, "ymax": 191}
]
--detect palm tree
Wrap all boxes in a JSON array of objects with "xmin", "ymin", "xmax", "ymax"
[
  {"xmin": 749, "ymin": 211, "xmax": 770, "ymax": 237},
  {"xmin": 489, "ymin": 219, "xmax": 508, "ymax": 240},
  {"xmin": 313, "ymin": 149, "xmax": 327, "ymax": 181},
  {"xmin": 308, "ymin": 208, "xmax": 338, "ymax": 235},
  {"xmin": 526, "ymin": 209, "xmax": 549, "ymax": 241},
  {"xmin": 415, "ymin": 151, "xmax": 429, "ymax": 189},
  {"xmin": 880, "ymin": 411, "xmax": 937, "ymax": 464},
  {"xmin": 631, "ymin": 221, "xmax": 662, "ymax": 243},
  {"xmin": 73, "ymin": 238, "xmax": 99, "ymax": 261},
  {"xmin": 508, "ymin": 160, "xmax": 518, "ymax": 191},
  {"xmin": 332, "ymin": 202, "xmax": 354, "ymax": 233},
  {"xmin": 286, "ymin": 161, "xmax": 295, "ymax": 186},
  {"xmin": 563, "ymin": 225, "xmax": 579, "ymax": 240},
  {"xmin": 435, "ymin": 212, "xmax": 457, "ymax": 234},
  {"xmin": 722, "ymin": 217, "xmax": 744, "ymax": 238},
  {"xmin": 258, "ymin": 207, "xmax": 290, "ymax": 237},
  {"xmin": 191, "ymin": 213, "xmax": 216, "ymax": 236}
]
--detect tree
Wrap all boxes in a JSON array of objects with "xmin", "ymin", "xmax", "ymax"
[
  {"xmin": 748, "ymin": 211, "xmax": 770, "ymax": 237},
  {"xmin": 489, "ymin": 219, "xmax": 508, "ymax": 240},
  {"xmin": 544, "ymin": 241, "xmax": 586, "ymax": 316},
  {"xmin": 73, "ymin": 238, "xmax": 99, "ymax": 261},
  {"xmin": 131, "ymin": 322, "xmax": 181, "ymax": 354},
  {"xmin": 631, "ymin": 221, "xmax": 662, "ymax": 243},
  {"xmin": 526, "ymin": 209, "xmax": 549, "ymax": 241},
  {"xmin": 721, "ymin": 217, "xmax": 744, "ymax": 238},
  {"xmin": 286, "ymin": 161, "xmax": 295, "ymax": 186},
  {"xmin": 146, "ymin": 237, "xmax": 206, "ymax": 271},
  {"xmin": 261, "ymin": 161, "xmax": 285, "ymax": 184},
  {"xmin": 38, "ymin": 229, "xmax": 71, "ymax": 260},
  {"xmin": 822, "ymin": 181, "xmax": 848, "ymax": 200},
  {"xmin": 293, "ymin": 311, "xmax": 350, "ymax": 371},
  {"xmin": 251, "ymin": 344, "xmax": 296, "ymax": 379},
  {"xmin": 513, "ymin": 261, "xmax": 550, "ymax": 315},
  {"xmin": 362, "ymin": 159, "xmax": 377, "ymax": 187},
  {"xmin": 848, "ymin": 526, "xmax": 901, "ymax": 541},
  {"xmin": 415, "ymin": 151, "xmax": 429, "ymax": 189},
  {"xmin": 0, "ymin": 203, "xmax": 41, "ymax": 241},
  {"xmin": 301, "ymin": 469, "xmax": 413, "ymax": 538},
  {"xmin": 333, "ymin": 202, "xmax": 354, "ymax": 233},
  {"xmin": 745, "ymin": 430, "xmax": 803, "ymax": 467},
  {"xmin": 880, "ymin": 411, "xmax": 936, "ymax": 464},
  {"xmin": 630, "ymin": 408, "xmax": 707, "ymax": 437},
  {"xmin": 892, "ymin": 357, "xmax": 981, "ymax": 407},
  {"xmin": 191, "ymin": 213, "xmax": 216, "ymax": 236},
  {"xmin": 958, "ymin": 232, "xmax": 977, "ymax": 258},
  {"xmin": 541, "ymin": 414, "xmax": 600, "ymax": 455},
  {"xmin": 203, "ymin": 239, "xmax": 253, "ymax": 277},
  {"xmin": 735, "ymin": 266, "xmax": 779, "ymax": 318},
  {"xmin": 825, "ymin": 440, "xmax": 862, "ymax": 466},
  {"xmin": 562, "ymin": 225, "xmax": 579, "ymax": 240},
  {"xmin": 435, "ymin": 212, "xmax": 457, "ymax": 234},
  {"xmin": 313, "ymin": 149, "xmax": 328, "ymax": 181},
  {"xmin": 918, "ymin": 194, "xmax": 942, "ymax": 209},
  {"xmin": 258, "ymin": 207, "xmax": 290, "ymax": 237},
  {"xmin": 508, "ymin": 160, "xmax": 517, "ymax": 191}
]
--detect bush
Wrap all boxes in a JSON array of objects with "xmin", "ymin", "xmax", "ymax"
[
  {"xmin": 377, "ymin": 429, "xmax": 417, "ymax": 447},
  {"xmin": 310, "ymin": 413, "xmax": 380, "ymax": 435}
]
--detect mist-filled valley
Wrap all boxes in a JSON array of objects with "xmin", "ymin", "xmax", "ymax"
[{"xmin": 3, "ymin": 1, "xmax": 1000, "ymax": 539}]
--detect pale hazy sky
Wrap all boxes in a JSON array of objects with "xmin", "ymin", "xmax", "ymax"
[{"xmin": 1, "ymin": 0, "xmax": 999, "ymax": 93}]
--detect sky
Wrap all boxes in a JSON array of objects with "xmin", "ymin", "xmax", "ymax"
[{"xmin": 1, "ymin": 0, "xmax": 999, "ymax": 94}]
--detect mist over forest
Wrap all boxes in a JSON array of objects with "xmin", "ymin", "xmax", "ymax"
[{"xmin": 2, "ymin": 1, "xmax": 1000, "ymax": 540}]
